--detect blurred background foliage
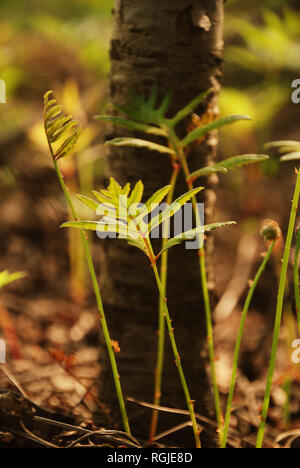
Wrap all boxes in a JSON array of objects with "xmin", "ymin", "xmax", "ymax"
[
  {"xmin": 222, "ymin": 0, "xmax": 300, "ymax": 164},
  {"xmin": 0, "ymin": 0, "xmax": 300, "ymax": 296}
]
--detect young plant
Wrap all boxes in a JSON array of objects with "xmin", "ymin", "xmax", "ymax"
[
  {"xmin": 97, "ymin": 86, "xmax": 269, "ymax": 441},
  {"xmin": 255, "ymin": 141, "xmax": 300, "ymax": 447},
  {"xmin": 220, "ymin": 220, "xmax": 281, "ymax": 448},
  {"xmin": 43, "ymin": 91, "xmax": 130, "ymax": 435},
  {"xmin": 61, "ymin": 176, "xmax": 235, "ymax": 448}
]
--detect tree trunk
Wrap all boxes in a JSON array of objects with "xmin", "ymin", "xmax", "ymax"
[{"xmin": 98, "ymin": 0, "xmax": 224, "ymax": 444}]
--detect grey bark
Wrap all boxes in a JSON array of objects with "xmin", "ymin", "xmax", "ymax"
[{"xmin": 98, "ymin": 0, "xmax": 224, "ymax": 443}]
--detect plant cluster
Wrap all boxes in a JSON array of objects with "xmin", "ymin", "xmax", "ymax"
[{"xmin": 42, "ymin": 88, "xmax": 300, "ymax": 448}]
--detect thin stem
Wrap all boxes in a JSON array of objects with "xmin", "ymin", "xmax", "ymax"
[
  {"xmin": 294, "ymin": 229, "xmax": 300, "ymax": 336},
  {"xmin": 149, "ymin": 165, "xmax": 180, "ymax": 444},
  {"xmin": 256, "ymin": 168, "xmax": 300, "ymax": 448},
  {"xmin": 52, "ymin": 158, "xmax": 131, "ymax": 435},
  {"xmin": 221, "ymin": 240, "xmax": 275, "ymax": 448},
  {"xmin": 146, "ymin": 239, "xmax": 201, "ymax": 448},
  {"xmin": 282, "ymin": 305, "xmax": 295, "ymax": 430},
  {"xmin": 166, "ymin": 126, "xmax": 223, "ymax": 441}
]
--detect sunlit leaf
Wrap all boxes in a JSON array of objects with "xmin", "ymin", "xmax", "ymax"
[
  {"xmin": 189, "ymin": 166, "xmax": 228, "ymax": 179},
  {"xmin": 0, "ymin": 270, "xmax": 26, "ymax": 289},
  {"xmin": 61, "ymin": 220, "xmax": 99, "ymax": 231},
  {"xmin": 280, "ymin": 152, "xmax": 300, "ymax": 162},
  {"xmin": 264, "ymin": 140, "xmax": 300, "ymax": 150},
  {"xmin": 61, "ymin": 220, "xmax": 139, "ymax": 238},
  {"xmin": 127, "ymin": 238, "xmax": 148, "ymax": 255},
  {"xmin": 169, "ymin": 89, "xmax": 212, "ymax": 127},
  {"xmin": 155, "ymin": 221, "xmax": 236, "ymax": 259},
  {"xmin": 218, "ymin": 154, "xmax": 269, "ymax": 169},
  {"xmin": 189, "ymin": 154, "xmax": 269, "ymax": 181},
  {"xmin": 76, "ymin": 194, "xmax": 99, "ymax": 211},
  {"xmin": 134, "ymin": 185, "xmax": 172, "ymax": 227},
  {"xmin": 104, "ymin": 137, "xmax": 174, "ymax": 155}
]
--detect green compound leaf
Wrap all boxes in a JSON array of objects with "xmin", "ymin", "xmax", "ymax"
[
  {"xmin": 264, "ymin": 141, "xmax": 300, "ymax": 152},
  {"xmin": 95, "ymin": 115, "xmax": 167, "ymax": 137},
  {"xmin": 155, "ymin": 221, "xmax": 236, "ymax": 259},
  {"xmin": 169, "ymin": 89, "xmax": 212, "ymax": 127},
  {"xmin": 189, "ymin": 166, "xmax": 228, "ymax": 178},
  {"xmin": 0, "ymin": 270, "xmax": 26, "ymax": 289},
  {"xmin": 43, "ymin": 90, "xmax": 81, "ymax": 160}
]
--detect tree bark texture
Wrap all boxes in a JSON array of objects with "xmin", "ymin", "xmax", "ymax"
[{"xmin": 98, "ymin": 0, "xmax": 224, "ymax": 443}]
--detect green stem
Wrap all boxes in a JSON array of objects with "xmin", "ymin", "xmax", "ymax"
[
  {"xmin": 166, "ymin": 127, "xmax": 223, "ymax": 441},
  {"xmin": 53, "ymin": 159, "xmax": 131, "ymax": 435},
  {"xmin": 221, "ymin": 240, "xmax": 275, "ymax": 448},
  {"xmin": 148, "ymin": 245, "xmax": 201, "ymax": 448},
  {"xmin": 294, "ymin": 229, "xmax": 300, "ymax": 336},
  {"xmin": 149, "ymin": 165, "xmax": 180, "ymax": 444},
  {"xmin": 282, "ymin": 378, "xmax": 292, "ymax": 430},
  {"xmin": 256, "ymin": 168, "xmax": 300, "ymax": 448}
]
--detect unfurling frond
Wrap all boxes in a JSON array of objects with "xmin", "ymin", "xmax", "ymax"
[
  {"xmin": 43, "ymin": 90, "xmax": 81, "ymax": 160},
  {"xmin": 104, "ymin": 137, "xmax": 174, "ymax": 156}
]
